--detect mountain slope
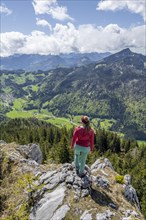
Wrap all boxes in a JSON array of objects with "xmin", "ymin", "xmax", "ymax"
[{"xmin": 34, "ymin": 49, "xmax": 146, "ymax": 138}]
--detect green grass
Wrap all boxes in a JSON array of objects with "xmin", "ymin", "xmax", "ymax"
[
  {"xmin": 14, "ymin": 75, "xmax": 26, "ymax": 84},
  {"xmin": 2, "ymin": 87, "xmax": 12, "ymax": 93},
  {"xmin": 137, "ymin": 140, "xmax": 146, "ymax": 146},
  {"xmin": 32, "ymin": 85, "xmax": 39, "ymax": 92},
  {"xmin": 26, "ymin": 73, "xmax": 35, "ymax": 81},
  {"xmin": 46, "ymin": 117, "xmax": 73, "ymax": 129},
  {"xmin": 22, "ymin": 86, "xmax": 29, "ymax": 91},
  {"xmin": 100, "ymin": 119, "xmax": 116, "ymax": 130},
  {"xmin": 6, "ymin": 110, "xmax": 33, "ymax": 118},
  {"xmin": 6, "ymin": 110, "xmax": 73, "ymax": 129},
  {"xmin": 13, "ymin": 98, "xmax": 27, "ymax": 110},
  {"xmin": 72, "ymin": 115, "xmax": 82, "ymax": 124},
  {"xmin": 42, "ymin": 101, "xmax": 50, "ymax": 108},
  {"xmin": 40, "ymin": 109, "xmax": 53, "ymax": 116},
  {"xmin": 91, "ymin": 118, "xmax": 116, "ymax": 130}
]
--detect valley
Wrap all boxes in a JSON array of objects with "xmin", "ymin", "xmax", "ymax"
[{"xmin": 1, "ymin": 49, "xmax": 146, "ymax": 141}]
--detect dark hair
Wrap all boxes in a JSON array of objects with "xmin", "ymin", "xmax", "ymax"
[{"xmin": 81, "ymin": 116, "xmax": 92, "ymax": 131}]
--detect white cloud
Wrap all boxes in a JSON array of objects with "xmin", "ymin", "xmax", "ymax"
[
  {"xmin": 0, "ymin": 23, "xmax": 145, "ymax": 57},
  {"xmin": 0, "ymin": 32, "xmax": 26, "ymax": 56},
  {"xmin": 32, "ymin": 0, "xmax": 73, "ymax": 21},
  {"xmin": 97, "ymin": 0, "xmax": 146, "ymax": 21},
  {"xmin": 0, "ymin": 4, "xmax": 12, "ymax": 15},
  {"xmin": 36, "ymin": 18, "xmax": 52, "ymax": 30}
]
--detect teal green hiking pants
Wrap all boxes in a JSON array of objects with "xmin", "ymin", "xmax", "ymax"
[{"xmin": 74, "ymin": 144, "xmax": 90, "ymax": 175}]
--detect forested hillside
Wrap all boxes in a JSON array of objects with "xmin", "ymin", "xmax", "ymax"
[
  {"xmin": 1, "ymin": 118, "xmax": 146, "ymax": 217},
  {"xmin": 1, "ymin": 49, "xmax": 146, "ymax": 140}
]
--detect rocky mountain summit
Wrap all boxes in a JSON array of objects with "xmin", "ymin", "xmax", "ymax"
[{"xmin": 0, "ymin": 141, "xmax": 144, "ymax": 220}]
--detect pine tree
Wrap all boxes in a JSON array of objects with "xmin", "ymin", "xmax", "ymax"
[{"xmin": 58, "ymin": 136, "xmax": 71, "ymax": 163}]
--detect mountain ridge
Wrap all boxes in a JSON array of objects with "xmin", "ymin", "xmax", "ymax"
[{"xmin": 0, "ymin": 52, "xmax": 111, "ymax": 71}]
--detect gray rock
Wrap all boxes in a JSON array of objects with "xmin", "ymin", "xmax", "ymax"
[
  {"xmin": 122, "ymin": 217, "xmax": 132, "ymax": 220},
  {"xmin": 124, "ymin": 185, "xmax": 140, "ymax": 210},
  {"xmin": 50, "ymin": 204, "xmax": 70, "ymax": 220},
  {"xmin": 80, "ymin": 210, "xmax": 92, "ymax": 220},
  {"xmin": 74, "ymin": 208, "xmax": 81, "ymax": 215},
  {"xmin": 105, "ymin": 210, "xmax": 115, "ymax": 218},
  {"xmin": 81, "ymin": 176, "xmax": 91, "ymax": 189},
  {"xmin": 108, "ymin": 203, "xmax": 117, "ymax": 209},
  {"xmin": 65, "ymin": 175, "xmax": 74, "ymax": 184},
  {"xmin": 0, "ymin": 140, "xmax": 7, "ymax": 144},
  {"xmin": 9, "ymin": 152, "xmax": 21, "ymax": 161},
  {"xmin": 29, "ymin": 184, "xmax": 66, "ymax": 220},
  {"xmin": 40, "ymin": 170, "xmax": 57, "ymax": 184},
  {"xmin": 60, "ymin": 173, "xmax": 68, "ymax": 182},
  {"xmin": 42, "ymin": 171, "xmax": 67, "ymax": 190},
  {"xmin": 85, "ymin": 164, "xmax": 91, "ymax": 174},
  {"xmin": 17, "ymin": 143, "xmax": 42, "ymax": 164},
  {"xmin": 74, "ymin": 176, "xmax": 82, "ymax": 187},
  {"xmin": 124, "ymin": 174, "xmax": 131, "ymax": 185},
  {"xmin": 81, "ymin": 189, "xmax": 89, "ymax": 197},
  {"xmin": 104, "ymin": 158, "xmax": 114, "ymax": 170},
  {"xmin": 96, "ymin": 210, "xmax": 115, "ymax": 220},
  {"xmin": 123, "ymin": 209, "xmax": 140, "ymax": 218},
  {"xmin": 96, "ymin": 213, "xmax": 107, "ymax": 220},
  {"xmin": 67, "ymin": 184, "xmax": 72, "ymax": 189},
  {"xmin": 95, "ymin": 175, "xmax": 109, "ymax": 188},
  {"xmin": 73, "ymin": 184, "xmax": 80, "ymax": 190},
  {"xmin": 27, "ymin": 159, "xmax": 39, "ymax": 166},
  {"xmin": 74, "ymin": 188, "xmax": 81, "ymax": 196},
  {"xmin": 44, "ymin": 172, "xmax": 60, "ymax": 185},
  {"xmin": 74, "ymin": 195, "xmax": 80, "ymax": 202},
  {"xmin": 91, "ymin": 159, "xmax": 101, "ymax": 170},
  {"xmin": 91, "ymin": 158, "xmax": 114, "ymax": 171}
]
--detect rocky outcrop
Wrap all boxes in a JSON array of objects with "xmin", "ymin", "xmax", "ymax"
[
  {"xmin": 17, "ymin": 143, "xmax": 42, "ymax": 164},
  {"xmin": 28, "ymin": 160, "xmax": 143, "ymax": 220},
  {"xmin": 29, "ymin": 184, "xmax": 67, "ymax": 220},
  {"xmin": 0, "ymin": 142, "xmax": 144, "ymax": 220}
]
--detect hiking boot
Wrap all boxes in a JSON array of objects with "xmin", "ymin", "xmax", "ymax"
[
  {"xmin": 78, "ymin": 171, "xmax": 87, "ymax": 178},
  {"xmin": 76, "ymin": 167, "xmax": 79, "ymax": 175}
]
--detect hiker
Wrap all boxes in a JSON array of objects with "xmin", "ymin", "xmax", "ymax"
[{"xmin": 71, "ymin": 116, "xmax": 94, "ymax": 177}]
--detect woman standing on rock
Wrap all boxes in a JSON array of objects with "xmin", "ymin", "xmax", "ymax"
[{"xmin": 71, "ymin": 116, "xmax": 94, "ymax": 178}]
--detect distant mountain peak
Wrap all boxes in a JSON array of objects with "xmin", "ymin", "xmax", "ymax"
[
  {"xmin": 119, "ymin": 48, "xmax": 131, "ymax": 53},
  {"xmin": 101, "ymin": 48, "xmax": 145, "ymax": 65},
  {"xmin": 110, "ymin": 48, "xmax": 133, "ymax": 58}
]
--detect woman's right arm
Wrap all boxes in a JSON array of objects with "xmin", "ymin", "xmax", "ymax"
[{"xmin": 90, "ymin": 130, "xmax": 94, "ymax": 152}]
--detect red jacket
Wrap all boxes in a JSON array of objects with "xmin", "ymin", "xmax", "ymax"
[{"xmin": 71, "ymin": 126, "xmax": 94, "ymax": 151}]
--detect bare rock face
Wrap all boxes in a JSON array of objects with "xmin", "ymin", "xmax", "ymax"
[
  {"xmin": 29, "ymin": 184, "xmax": 67, "ymax": 220},
  {"xmin": 124, "ymin": 174, "xmax": 131, "ymax": 185},
  {"xmin": 124, "ymin": 184, "xmax": 140, "ymax": 210},
  {"xmin": 91, "ymin": 158, "xmax": 114, "ymax": 171},
  {"xmin": 17, "ymin": 143, "xmax": 42, "ymax": 164},
  {"xmin": 80, "ymin": 210, "xmax": 92, "ymax": 220}
]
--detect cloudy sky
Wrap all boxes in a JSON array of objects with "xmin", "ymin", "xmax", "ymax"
[{"xmin": 0, "ymin": 0, "xmax": 146, "ymax": 57}]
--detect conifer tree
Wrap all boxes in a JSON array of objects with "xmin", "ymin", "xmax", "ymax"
[{"xmin": 58, "ymin": 136, "xmax": 71, "ymax": 163}]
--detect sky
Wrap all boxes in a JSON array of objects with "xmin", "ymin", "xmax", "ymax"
[{"xmin": 0, "ymin": 0, "xmax": 146, "ymax": 57}]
